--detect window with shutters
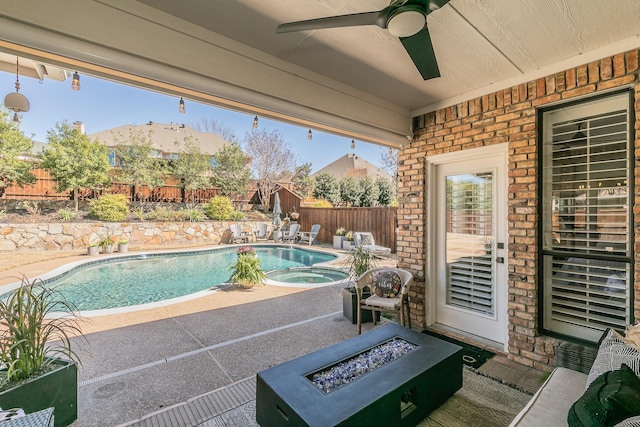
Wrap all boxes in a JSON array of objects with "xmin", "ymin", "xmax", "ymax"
[{"xmin": 541, "ymin": 92, "xmax": 633, "ymax": 342}]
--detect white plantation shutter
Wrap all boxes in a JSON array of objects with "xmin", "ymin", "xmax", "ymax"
[
  {"xmin": 446, "ymin": 172, "xmax": 494, "ymax": 315},
  {"xmin": 542, "ymin": 93, "xmax": 632, "ymax": 341}
]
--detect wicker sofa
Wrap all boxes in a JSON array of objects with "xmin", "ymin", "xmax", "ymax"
[{"xmin": 510, "ymin": 329, "xmax": 640, "ymax": 426}]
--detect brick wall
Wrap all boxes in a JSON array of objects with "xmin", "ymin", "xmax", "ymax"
[{"xmin": 399, "ymin": 49, "xmax": 640, "ymax": 370}]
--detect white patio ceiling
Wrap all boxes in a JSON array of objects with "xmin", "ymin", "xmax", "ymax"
[{"xmin": 0, "ymin": 0, "xmax": 638, "ymax": 147}]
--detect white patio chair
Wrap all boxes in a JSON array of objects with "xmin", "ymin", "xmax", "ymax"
[
  {"xmin": 355, "ymin": 267, "xmax": 413, "ymax": 335},
  {"xmin": 230, "ymin": 223, "xmax": 248, "ymax": 244},
  {"xmin": 353, "ymin": 232, "xmax": 391, "ymax": 258},
  {"xmin": 298, "ymin": 224, "xmax": 321, "ymax": 246},
  {"xmin": 282, "ymin": 223, "xmax": 300, "ymax": 243},
  {"xmin": 254, "ymin": 223, "xmax": 270, "ymax": 241}
]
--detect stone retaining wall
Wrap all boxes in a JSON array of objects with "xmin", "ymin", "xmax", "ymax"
[{"xmin": 0, "ymin": 221, "xmax": 263, "ymax": 251}]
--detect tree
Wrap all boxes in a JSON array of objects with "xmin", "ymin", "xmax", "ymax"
[
  {"xmin": 0, "ymin": 108, "xmax": 36, "ymax": 197},
  {"xmin": 244, "ymin": 129, "xmax": 296, "ymax": 212},
  {"xmin": 292, "ymin": 162, "xmax": 315, "ymax": 199},
  {"xmin": 313, "ymin": 173, "xmax": 340, "ymax": 205},
  {"xmin": 111, "ymin": 126, "xmax": 168, "ymax": 199},
  {"xmin": 193, "ymin": 117, "xmax": 238, "ymax": 143},
  {"xmin": 171, "ymin": 136, "xmax": 212, "ymax": 202},
  {"xmin": 41, "ymin": 121, "xmax": 111, "ymax": 210},
  {"xmin": 375, "ymin": 177, "xmax": 396, "ymax": 206},
  {"xmin": 210, "ymin": 141, "xmax": 251, "ymax": 200},
  {"xmin": 340, "ymin": 177, "xmax": 361, "ymax": 207},
  {"xmin": 380, "ymin": 148, "xmax": 398, "ymax": 177},
  {"xmin": 358, "ymin": 177, "xmax": 379, "ymax": 207}
]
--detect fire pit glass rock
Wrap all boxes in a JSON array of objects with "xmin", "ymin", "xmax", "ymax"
[{"xmin": 308, "ymin": 338, "xmax": 416, "ymax": 393}]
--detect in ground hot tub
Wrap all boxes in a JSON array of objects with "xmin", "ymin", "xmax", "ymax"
[{"xmin": 265, "ymin": 267, "xmax": 349, "ymax": 287}]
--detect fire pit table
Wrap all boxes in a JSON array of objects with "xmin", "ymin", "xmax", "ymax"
[{"xmin": 256, "ymin": 323, "xmax": 462, "ymax": 427}]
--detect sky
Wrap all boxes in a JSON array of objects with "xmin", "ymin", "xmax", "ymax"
[{"xmin": 1, "ymin": 71, "xmax": 390, "ymax": 173}]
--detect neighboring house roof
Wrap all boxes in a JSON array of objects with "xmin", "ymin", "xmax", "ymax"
[
  {"xmin": 311, "ymin": 153, "xmax": 392, "ymax": 181},
  {"xmin": 89, "ymin": 122, "xmax": 229, "ymax": 156}
]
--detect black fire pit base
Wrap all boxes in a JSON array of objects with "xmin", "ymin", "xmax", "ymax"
[{"xmin": 256, "ymin": 323, "xmax": 462, "ymax": 427}]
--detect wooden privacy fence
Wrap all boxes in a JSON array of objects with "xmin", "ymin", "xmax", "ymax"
[
  {"xmin": 2, "ymin": 168, "xmax": 223, "ymax": 203},
  {"xmin": 297, "ymin": 207, "xmax": 397, "ymax": 253}
]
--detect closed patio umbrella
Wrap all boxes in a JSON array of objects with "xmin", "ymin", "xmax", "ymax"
[{"xmin": 272, "ymin": 192, "xmax": 282, "ymax": 227}]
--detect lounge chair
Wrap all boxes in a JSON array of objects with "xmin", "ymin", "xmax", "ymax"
[
  {"xmin": 355, "ymin": 267, "xmax": 413, "ymax": 335},
  {"xmin": 353, "ymin": 232, "xmax": 391, "ymax": 258},
  {"xmin": 230, "ymin": 223, "xmax": 248, "ymax": 244},
  {"xmin": 298, "ymin": 224, "xmax": 321, "ymax": 246},
  {"xmin": 282, "ymin": 223, "xmax": 300, "ymax": 243},
  {"xmin": 254, "ymin": 223, "xmax": 270, "ymax": 241}
]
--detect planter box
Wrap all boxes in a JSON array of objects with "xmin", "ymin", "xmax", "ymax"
[
  {"xmin": 333, "ymin": 235, "xmax": 344, "ymax": 249},
  {"xmin": 342, "ymin": 241, "xmax": 353, "ymax": 251},
  {"xmin": 118, "ymin": 243, "xmax": 129, "ymax": 253},
  {"xmin": 0, "ymin": 358, "xmax": 77, "ymax": 427},
  {"xmin": 256, "ymin": 323, "xmax": 463, "ymax": 427},
  {"xmin": 342, "ymin": 287, "xmax": 379, "ymax": 324}
]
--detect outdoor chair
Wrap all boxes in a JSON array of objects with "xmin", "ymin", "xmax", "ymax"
[
  {"xmin": 282, "ymin": 223, "xmax": 300, "ymax": 243},
  {"xmin": 230, "ymin": 223, "xmax": 248, "ymax": 244},
  {"xmin": 254, "ymin": 223, "xmax": 270, "ymax": 241},
  {"xmin": 353, "ymin": 232, "xmax": 391, "ymax": 258},
  {"xmin": 356, "ymin": 267, "xmax": 413, "ymax": 335},
  {"xmin": 298, "ymin": 224, "xmax": 321, "ymax": 246}
]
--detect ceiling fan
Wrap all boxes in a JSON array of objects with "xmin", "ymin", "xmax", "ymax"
[{"xmin": 276, "ymin": 0, "xmax": 450, "ymax": 81}]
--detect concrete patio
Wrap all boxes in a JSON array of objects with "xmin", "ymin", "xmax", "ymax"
[{"xmin": 0, "ymin": 246, "xmax": 544, "ymax": 426}]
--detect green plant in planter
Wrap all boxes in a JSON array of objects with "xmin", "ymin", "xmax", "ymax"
[
  {"xmin": 0, "ymin": 276, "xmax": 82, "ymax": 385},
  {"xmin": 349, "ymin": 246, "xmax": 375, "ymax": 280},
  {"xmin": 98, "ymin": 235, "xmax": 114, "ymax": 253},
  {"xmin": 229, "ymin": 247, "xmax": 267, "ymax": 288}
]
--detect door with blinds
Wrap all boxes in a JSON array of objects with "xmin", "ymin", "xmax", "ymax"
[{"xmin": 430, "ymin": 145, "xmax": 508, "ymax": 345}]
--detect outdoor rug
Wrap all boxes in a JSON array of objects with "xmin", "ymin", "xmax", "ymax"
[
  {"xmin": 195, "ymin": 367, "xmax": 530, "ymax": 427},
  {"xmin": 423, "ymin": 330, "xmax": 495, "ymax": 369}
]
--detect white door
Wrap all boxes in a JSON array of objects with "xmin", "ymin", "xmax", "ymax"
[{"xmin": 428, "ymin": 145, "xmax": 508, "ymax": 346}]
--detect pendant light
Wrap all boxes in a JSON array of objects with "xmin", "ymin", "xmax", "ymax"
[
  {"xmin": 179, "ymin": 97, "xmax": 185, "ymax": 114},
  {"xmin": 308, "ymin": 129, "xmax": 313, "ymax": 140},
  {"xmin": 351, "ymin": 139, "xmax": 355, "ymax": 149},
  {"xmin": 4, "ymin": 57, "xmax": 30, "ymax": 122},
  {"xmin": 253, "ymin": 116, "xmax": 258, "ymax": 128},
  {"xmin": 71, "ymin": 72, "xmax": 81, "ymax": 91}
]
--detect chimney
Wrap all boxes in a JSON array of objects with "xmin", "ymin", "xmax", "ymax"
[{"xmin": 73, "ymin": 121, "xmax": 85, "ymax": 134}]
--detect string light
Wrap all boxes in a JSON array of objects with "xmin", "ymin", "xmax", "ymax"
[
  {"xmin": 71, "ymin": 72, "xmax": 81, "ymax": 91},
  {"xmin": 308, "ymin": 129, "xmax": 313, "ymax": 140},
  {"xmin": 253, "ymin": 116, "xmax": 258, "ymax": 128},
  {"xmin": 351, "ymin": 139, "xmax": 355, "ymax": 149},
  {"xmin": 179, "ymin": 97, "xmax": 185, "ymax": 114}
]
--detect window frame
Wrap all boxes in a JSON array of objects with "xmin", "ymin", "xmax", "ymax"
[{"xmin": 538, "ymin": 90, "xmax": 635, "ymax": 342}]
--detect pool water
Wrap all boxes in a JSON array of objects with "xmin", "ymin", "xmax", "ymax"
[
  {"xmin": 266, "ymin": 267, "xmax": 349, "ymax": 287},
  {"xmin": 46, "ymin": 246, "xmax": 336, "ymax": 311}
]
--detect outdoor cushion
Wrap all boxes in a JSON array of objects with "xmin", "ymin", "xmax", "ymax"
[
  {"xmin": 568, "ymin": 364, "xmax": 640, "ymax": 427},
  {"xmin": 359, "ymin": 232, "xmax": 374, "ymax": 246},
  {"xmin": 587, "ymin": 329, "xmax": 640, "ymax": 388},
  {"xmin": 372, "ymin": 269, "xmax": 402, "ymax": 298}
]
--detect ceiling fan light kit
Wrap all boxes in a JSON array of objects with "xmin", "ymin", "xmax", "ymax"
[
  {"xmin": 276, "ymin": 0, "xmax": 450, "ymax": 80},
  {"xmin": 387, "ymin": 7, "xmax": 426, "ymax": 37}
]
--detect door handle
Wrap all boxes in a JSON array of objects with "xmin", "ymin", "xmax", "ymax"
[{"xmin": 496, "ymin": 257, "xmax": 504, "ymax": 264}]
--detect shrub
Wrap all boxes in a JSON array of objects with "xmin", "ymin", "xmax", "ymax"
[
  {"xmin": 230, "ymin": 210, "xmax": 245, "ymax": 221},
  {"xmin": 185, "ymin": 208, "xmax": 207, "ymax": 222},
  {"xmin": 89, "ymin": 194, "xmax": 129, "ymax": 222},
  {"xmin": 312, "ymin": 199, "xmax": 333, "ymax": 208},
  {"xmin": 58, "ymin": 208, "xmax": 77, "ymax": 222},
  {"xmin": 132, "ymin": 207, "xmax": 146, "ymax": 221},
  {"xmin": 204, "ymin": 196, "xmax": 235, "ymax": 220},
  {"xmin": 22, "ymin": 200, "xmax": 41, "ymax": 215}
]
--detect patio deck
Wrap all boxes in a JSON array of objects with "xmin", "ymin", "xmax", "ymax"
[{"xmin": 0, "ymin": 245, "xmax": 545, "ymax": 426}]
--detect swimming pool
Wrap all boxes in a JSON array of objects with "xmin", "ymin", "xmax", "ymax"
[{"xmin": 38, "ymin": 245, "xmax": 337, "ymax": 312}]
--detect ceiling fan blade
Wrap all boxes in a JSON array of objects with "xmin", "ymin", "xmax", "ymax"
[
  {"xmin": 277, "ymin": 11, "xmax": 382, "ymax": 33},
  {"xmin": 400, "ymin": 27, "xmax": 440, "ymax": 80}
]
